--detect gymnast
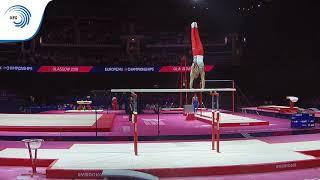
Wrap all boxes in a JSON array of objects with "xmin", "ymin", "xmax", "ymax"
[{"xmin": 190, "ymin": 22, "xmax": 205, "ymax": 89}]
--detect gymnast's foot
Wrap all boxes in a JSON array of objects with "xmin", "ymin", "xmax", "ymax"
[{"xmin": 191, "ymin": 22, "xmax": 198, "ymax": 28}]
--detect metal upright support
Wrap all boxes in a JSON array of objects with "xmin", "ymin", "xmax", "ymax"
[
  {"xmin": 133, "ymin": 112, "xmax": 138, "ymax": 156},
  {"xmin": 22, "ymin": 139, "xmax": 44, "ymax": 177},
  {"xmin": 26, "ymin": 143, "xmax": 35, "ymax": 174},
  {"xmin": 211, "ymin": 111, "xmax": 215, "ymax": 150},
  {"xmin": 216, "ymin": 112, "xmax": 220, "ymax": 153}
]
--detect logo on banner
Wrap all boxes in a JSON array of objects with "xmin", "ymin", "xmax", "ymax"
[
  {"xmin": 0, "ymin": 66, "xmax": 34, "ymax": 72},
  {"xmin": 5, "ymin": 5, "xmax": 31, "ymax": 28},
  {"xmin": 0, "ymin": 0, "xmax": 52, "ymax": 42}
]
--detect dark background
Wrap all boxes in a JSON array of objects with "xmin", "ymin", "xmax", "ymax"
[{"xmin": 0, "ymin": 0, "xmax": 319, "ymax": 108}]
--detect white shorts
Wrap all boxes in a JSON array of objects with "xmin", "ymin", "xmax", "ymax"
[{"xmin": 193, "ymin": 55, "xmax": 204, "ymax": 69}]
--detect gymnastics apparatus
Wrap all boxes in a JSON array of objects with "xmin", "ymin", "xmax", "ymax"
[{"xmin": 110, "ymin": 22, "xmax": 236, "ymax": 155}]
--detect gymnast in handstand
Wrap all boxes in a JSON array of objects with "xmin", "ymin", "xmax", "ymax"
[{"xmin": 190, "ymin": 22, "xmax": 205, "ymax": 89}]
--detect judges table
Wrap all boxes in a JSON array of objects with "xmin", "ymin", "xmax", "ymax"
[{"xmin": 77, "ymin": 100, "xmax": 92, "ymax": 110}]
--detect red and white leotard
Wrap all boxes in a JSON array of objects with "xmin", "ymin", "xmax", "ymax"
[{"xmin": 191, "ymin": 22, "xmax": 204, "ymax": 69}]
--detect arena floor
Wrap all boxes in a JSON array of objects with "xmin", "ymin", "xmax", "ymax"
[
  {"xmin": 0, "ymin": 110, "xmax": 318, "ymax": 138},
  {"xmin": 0, "ymin": 110, "xmax": 319, "ymax": 179},
  {"xmin": 0, "ymin": 134, "xmax": 319, "ymax": 179}
]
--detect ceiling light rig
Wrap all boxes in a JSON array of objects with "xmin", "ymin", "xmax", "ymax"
[{"xmin": 236, "ymin": 0, "xmax": 271, "ymax": 16}]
